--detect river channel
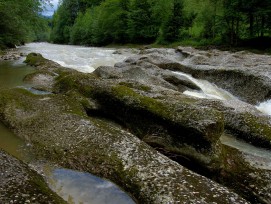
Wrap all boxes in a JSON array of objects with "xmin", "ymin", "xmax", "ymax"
[
  {"xmin": 1, "ymin": 42, "xmax": 271, "ymax": 203},
  {"xmin": 0, "ymin": 47, "xmax": 136, "ymax": 204}
]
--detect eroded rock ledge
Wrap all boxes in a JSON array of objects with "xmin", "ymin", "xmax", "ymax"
[
  {"xmin": 0, "ymin": 149, "xmax": 65, "ymax": 204},
  {"xmin": 1, "ymin": 50, "xmax": 271, "ymax": 203}
]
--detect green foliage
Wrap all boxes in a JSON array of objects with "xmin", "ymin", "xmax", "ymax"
[
  {"xmin": 49, "ymin": 0, "xmax": 271, "ymax": 47},
  {"xmin": 127, "ymin": 0, "xmax": 158, "ymax": 43},
  {"xmin": 159, "ymin": 0, "xmax": 185, "ymax": 43},
  {"xmin": 0, "ymin": 0, "xmax": 50, "ymax": 48}
]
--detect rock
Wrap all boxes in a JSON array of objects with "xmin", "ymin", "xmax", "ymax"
[
  {"xmin": 0, "ymin": 149, "xmax": 65, "ymax": 204},
  {"xmin": 128, "ymin": 47, "xmax": 271, "ymax": 105},
  {"xmin": 91, "ymin": 84, "xmax": 224, "ymax": 151},
  {"xmin": 0, "ymin": 49, "xmax": 24, "ymax": 61},
  {"xmin": 196, "ymin": 94, "xmax": 271, "ymax": 149},
  {"xmin": 219, "ymin": 138, "xmax": 271, "ymax": 204},
  {"xmin": 23, "ymin": 53, "xmax": 80, "ymax": 92},
  {"xmin": 175, "ymin": 47, "xmax": 271, "ymax": 104},
  {"xmin": 0, "ymin": 88, "xmax": 248, "ymax": 204},
  {"xmin": 161, "ymin": 73, "xmax": 201, "ymax": 91},
  {"xmin": 23, "ymin": 71, "xmax": 57, "ymax": 92},
  {"xmin": 21, "ymin": 53, "xmax": 270, "ymax": 203}
]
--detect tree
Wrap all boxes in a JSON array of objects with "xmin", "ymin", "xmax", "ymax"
[
  {"xmin": 160, "ymin": 0, "xmax": 185, "ymax": 43},
  {"xmin": 0, "ymin": 0, "xmax": 50, "ymax": 48},
  {"xmin": 128, "ymin": 0, "xmax": 158, "ymax": 43}
]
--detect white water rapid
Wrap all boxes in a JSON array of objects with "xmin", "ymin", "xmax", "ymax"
[
  {"xmin": 173, "ymin": 71, "xmax": 271, "ymax": 117},
  {"xmin": 256, "ymin": 99, "xmax": 271, "ymax": 116},
  {"xmin": 18, "ymin": 43, "xmax": 134, "ymax": 73},
  {"xmin": 172, "ymin": 71, "xmax": 237, "ymax": 101}
]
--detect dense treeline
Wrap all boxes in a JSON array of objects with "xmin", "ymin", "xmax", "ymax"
[
  {"xmin": 50, "ymin": 0, "xmax": 271, "ymax": 47},
  {"xmin": 0, "ymin": 0, "xmax": 50, "ymax": 49}
]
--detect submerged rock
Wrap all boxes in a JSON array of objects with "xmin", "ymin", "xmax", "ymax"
[{"xmin": 0, "ymin": 149, "xmax": 65, "ymax": 204}]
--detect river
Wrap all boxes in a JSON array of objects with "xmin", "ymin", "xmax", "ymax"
[
  {"xmin": 18, "ymin": 42, "xmax": 134, "ymax": 73},
  {"xmin": 1, "ymin": 42, "xmax": 271, "ymax": 203}
]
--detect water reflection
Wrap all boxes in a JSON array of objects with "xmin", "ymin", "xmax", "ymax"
[
  {"xmin": 0, "ymin": 61, "xmax": 34, "ymax": 89},
  {"xmin": 48, "ymin": 168, "xmax": 135, "ymax": 204},
  {"xmin": 0, "ymin": 122, "xmax": 26, "ymax": 160}
]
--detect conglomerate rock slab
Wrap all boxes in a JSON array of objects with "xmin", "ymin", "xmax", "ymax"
[
  {"xmin": 0, "ymin": 88, "xmax": 248, "ymax": 204},
  {"xmin": 0, "ymin": 149, "xmax": 65, "ymax": 204},
  {"xmin": 18, "ymin": 50, "xmax": 271, "ymax": 203}
]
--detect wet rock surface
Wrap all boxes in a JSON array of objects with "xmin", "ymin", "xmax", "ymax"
[{"xmin": 0, "ymin": 149, "xmax": 65, "ymax": 204}]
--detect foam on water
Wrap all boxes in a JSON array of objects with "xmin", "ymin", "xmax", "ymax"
[
  {"xmin": 173, "ymin": 71, "xmax": 237, "ymax": 101},
  {"xmin": 18, "ymin": 43, "xmax": 133, "ymax": 73},
  {"xmin": 256, "ymin": 99, "xmax": 271, "ymax": 116}
]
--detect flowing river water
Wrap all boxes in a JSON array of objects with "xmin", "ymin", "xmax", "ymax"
[{"xmin": 1, "ymin": 43, "xmax": 271, "ymax": 203}]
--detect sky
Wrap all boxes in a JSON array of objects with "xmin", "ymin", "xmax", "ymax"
[{"xmin": 42, "ymin": 0, "xmax": 59, "ymax": 16}]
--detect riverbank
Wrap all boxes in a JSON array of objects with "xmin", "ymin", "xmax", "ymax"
[{"xmin": 0, "ymin": 48, "xmax": 25, "ymax": 61}]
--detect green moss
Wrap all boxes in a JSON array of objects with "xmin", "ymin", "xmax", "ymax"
[
  {"xmin": 118, "ymin": 82, "xmax": 151, "ymax": 92},
  {"xmin": 228, "ymin": 113, "xmax": 271, "ymax": 149},
  {"xmin": 112, "ymin": 85, "xmax": 170, "ymax": 119},
  {"xmin": 24, "ymin": 53, "xmax": 47, "ymax": 66},
  {"xmin": 0, "ymin": 88, "xmax": 39, "ymax": 111},
  {"xmin": 62, "ymin": 91, "xmax": 89, "ymax": 117},
  {"xmin": 244, "ymin": 114, "xmax": 271, "ymax": 139},
  {"xmin": 54, "ymin": 73, "xmax": 97, "ymax": 96}
]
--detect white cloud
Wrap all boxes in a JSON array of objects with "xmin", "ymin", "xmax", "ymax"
[{"xmin": 42, "ymin": 0, "xmax": 59, "ymax": 16}]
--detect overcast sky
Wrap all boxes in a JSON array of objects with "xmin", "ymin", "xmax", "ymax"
[{"xmin": 42, "ymin": 0, "xmax": 59, "ymax": 16}]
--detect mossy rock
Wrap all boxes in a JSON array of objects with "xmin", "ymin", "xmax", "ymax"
[
  {"xmin": 197, "ymin": 99, "xmax": 271, "ymax": 149},
  {"xmin": 225, "ymin": 111, "xmax": 271, "ymax": 149},
  {"xmin": 0, "ymin": 149, "xmax": 66, "ymax": 204},
  {"xmin": 53, "ymin": 72, "xmax": 98, "ymax": 96},
  {"xmin": 91, "ymin": 84, "xmax": 224, "ymax": 152},
  {"xmin": 24, "ymin": 53, "xmax": 48, "ymax": 67},
  {"xmin": 217, "ymin": 141, "xmax": 271, "ymax": 203},
  {"xmin": 0, "ymin": 88, "xmax": 248, "ymax": 204}
]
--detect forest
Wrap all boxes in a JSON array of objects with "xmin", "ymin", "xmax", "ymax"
[
  {"xmin": 50, "ymin": 0, "xmax": 271, "ymax": 48},
  {"xmin": 1, "ymin": 0, "xmax": 271, "ymax": 49},
  {"xmin": 0, "ymin": 0, "xmax": 50, "ymax": 49}
]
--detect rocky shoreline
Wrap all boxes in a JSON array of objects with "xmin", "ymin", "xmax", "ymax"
[
  {"xmin": 0, "ymin": 49, "xmax": 25, "ymax": 61},
  {"xmin": 1, "ymin": 47, "xmax": 271, "ymax": 203}
]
